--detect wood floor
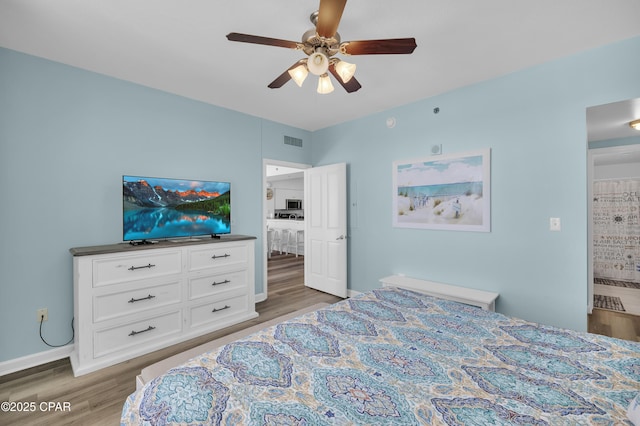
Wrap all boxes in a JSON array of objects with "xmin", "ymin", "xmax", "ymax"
[
  {"xmin": 0, "ymin": 253, "xmax": 342, "ymax": 426},
  {"xmin": 1, "ymin": 257, "xmax": 638, "ymax": 425},
  {"xmin": 588, "ymin": 279, "xmax": 640, "ymax": 341},
  {"xmin": 588, "ymin": 308, "xmax": 640, "ymax": 342}
]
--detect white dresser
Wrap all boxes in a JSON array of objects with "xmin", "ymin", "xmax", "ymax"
[{"xmin": 69, "ymin": 236, "xmax": 257, "ymax": 376}]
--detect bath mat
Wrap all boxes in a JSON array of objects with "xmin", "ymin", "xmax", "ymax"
[{"xmin": 593, "ymin": 294, "xmax": 626, "ymax": 312}]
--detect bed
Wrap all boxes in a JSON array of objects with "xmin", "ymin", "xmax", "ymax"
[{"xmin": 121, "ymin": 286, "xmax": 640, "ymax": 425}]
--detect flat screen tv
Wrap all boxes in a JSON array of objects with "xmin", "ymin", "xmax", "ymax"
[{"xmin": 123, "ymin": 175, "xmax": 231, "ymax": 241}]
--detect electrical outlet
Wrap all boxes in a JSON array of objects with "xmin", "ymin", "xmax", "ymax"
[{"xmin": 37, "ymin": 308, "xmax": 48, "ymax": 322}]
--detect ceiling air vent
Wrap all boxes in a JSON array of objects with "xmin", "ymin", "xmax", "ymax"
[{"xmin": 284, "ymin": 135, "xmax": 303, "ymax": 148}]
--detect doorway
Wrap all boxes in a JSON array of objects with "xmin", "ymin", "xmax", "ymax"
[
  {"xmin": 261, "ymin": 159, "xmax": 310, "ymax": 302},
  {"xmin": 586, "ymin": 99, "xmax": 640, "ymax": 340},
  {"xmin": 588, "ymin": 146, "xmax": 640, "ymax": 314}
]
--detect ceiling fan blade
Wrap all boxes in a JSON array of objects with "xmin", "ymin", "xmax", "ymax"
[
  {"xmin": 226, "ymin": 32, "xmax": 300, "ymax": 50},
  {"xmin": 328, "ymin": 63, "xmax": 361, "ymax": 93},
  {"xmin": 267, "ymin": 62, "xmax": 304, "ymax": 89},
  {"xmin": 316, "ymin": 0, "xmax": 347, "ymax": 38},
  {"xmin": 340, "ymin": 38, "xmax": 417, "ymax": 55}
]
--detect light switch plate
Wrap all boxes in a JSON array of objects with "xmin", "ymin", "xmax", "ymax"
[{"xmin": 550, "ymin": 217, "xmax": 561, "ymax": 231}]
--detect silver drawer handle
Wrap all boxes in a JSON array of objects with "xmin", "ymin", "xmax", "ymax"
[
  {"xmin": 128, "ymin": 263, "xmax": 156, "ymax": 271},
  {"xmin": 212, "ymin": 279, "xmax": 230, "ymax": 286},
  {"xmin": 211, "ymin": 254, "xmax": 230, "ymax": 259},
  {"xmin": 212, "ymin": 305, "xmax": 230, "ymax": 313},
  {"xmin": 128, "ymin": 325, "xmax": 156, "ymax": 336},
  {"xmin": 128, "ymin": 294, "xmax": 156, "ymax": 303}
]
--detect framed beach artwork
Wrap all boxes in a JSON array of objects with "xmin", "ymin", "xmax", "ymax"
[{"xmin": 392, "ymin": 148, "xmax": 491, "ymax": 232}]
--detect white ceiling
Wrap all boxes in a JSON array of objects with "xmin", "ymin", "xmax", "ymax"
[
  {"xmin": 587, "ymin": 98, "xmax": 640, "ymax": 142},
  {"xmin": 266, "ymin": 165, "xmax": 304, "ymax": 180},
  {"xmin": 1, "ymin": 0, "xmax": 640, "ymax": 132},
  {"xmin": 588, "ymin": 98, "xmax": 640, "ymax": 166}
]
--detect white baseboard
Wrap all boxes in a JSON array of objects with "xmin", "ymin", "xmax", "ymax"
[
  {"xmin": 347, "ymin": 289, "xmax": 361, "ymax": 298},
  {"xmin": 257, "ymin": 289, "xmax": 355, "ymax": 304},
  {"xmin": 0, "ymin": 345, "xmax": 74, "ymax": 377}
]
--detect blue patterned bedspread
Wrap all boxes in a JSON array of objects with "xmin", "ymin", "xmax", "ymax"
[{"xmin": 121, "ymin": 287, "xmax": 640, "ymax": 425}]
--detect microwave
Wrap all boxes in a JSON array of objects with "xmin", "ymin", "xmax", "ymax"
[{"xmin": 286, "ymin": 199, "xmax": 302, "ymax": 210}]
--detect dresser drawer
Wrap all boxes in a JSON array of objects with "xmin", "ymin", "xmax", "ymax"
[
  {"xmin": 93, "ymin": 281, "xmax": 181, "ymax": 322},
  {"xmin": 94, "ymin": 310, "xmax": 182, "ymax": 358},
  {"xmin": 188, "ymin": 244, "xmax": 248, "ymax": 272},
  {"xmin": 189, "ymin": 294, "xmax": 249, "ymax": 329},
  {"xmin": 93, "ymin": 250, "xmax": 182, "ymax": 287},
  {"xmin": 188, "ymin": 270, "xmax": 248, "ymax": 300},
  {"xmin": 71, "ymin": 237, "xmax": 256, "ymax": 376}
]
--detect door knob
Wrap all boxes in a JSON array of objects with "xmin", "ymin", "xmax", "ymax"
[{"xmin": 336, "ymin": 235, "xmax": 345, "ymax": 240}]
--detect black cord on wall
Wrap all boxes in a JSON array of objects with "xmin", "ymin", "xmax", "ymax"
[{"xmin": 39, "ymin": 315, "xmax": 74, "ymax": 348}]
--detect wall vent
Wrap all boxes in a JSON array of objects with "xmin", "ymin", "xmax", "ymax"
[{"xmin": 284, "ymin": 135, "xmax": 303, "ymax": 148}]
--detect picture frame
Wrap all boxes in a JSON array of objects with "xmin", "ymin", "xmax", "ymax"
[{"xmin": 392, "ymin": 148, "xmax": 491, "ymax": 232}]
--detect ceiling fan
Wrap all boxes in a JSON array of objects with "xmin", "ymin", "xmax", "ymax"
[{"xmin": 226, "ymin": 0, "xmax": 417, "ymax": 94}]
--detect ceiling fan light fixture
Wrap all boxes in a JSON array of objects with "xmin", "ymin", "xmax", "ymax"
[
  {"xmin": 630, "ymin": 119, "xmax": 640, "ymax": 131},
  {"xmin": 288, "ymin": 64, "xmax": 309, "ymax": 87},
  {"xmin": 307, "ymin": 51, "xmax": 329, "ymax": 76},
  {"xmin": 334, "ymin": 60, "xmax": 357, "ymax": 83},
  {"xmin": 317, "ymin": 73, "xmax": 334, "ymax": 94}
]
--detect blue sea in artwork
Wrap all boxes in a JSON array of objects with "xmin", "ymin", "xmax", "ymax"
[
  {"xmin": 123, "ymin": 208, "xmax": 230, "ymax": 240},
  {"xmin": 399, "ymin": 181, "xmax": 483, "ymax": 198}
]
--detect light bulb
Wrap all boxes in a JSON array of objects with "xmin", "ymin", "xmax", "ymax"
[
  {"xmin": 288, "ymin": 64, "xmax": 308, "ymax": 87},
  {"xmin": 307, "ymin": 51, "xmax": 329, "ymax": 76},
  {"xmin": 334, "ymin": 60, "xmax": 356, "ymax": 83},
  {"xmin": 317, "ymin": 74, "xmax": 334, "ymax": 94}
]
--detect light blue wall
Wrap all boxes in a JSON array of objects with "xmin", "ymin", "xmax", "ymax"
[
  {"xmin": 312, "ymin": 36, "xmax": 640, "ymax": 332},
  {"xmin": 0, "ymin": 48, "xmax": 304, "ymax": 363},
  {"xmin": 260, "ymin": 119, "xmax": 312, "ymax": 164},
  {"xmin": 2, "ymin": 35, "xmax": 639, "ymax": 365}
]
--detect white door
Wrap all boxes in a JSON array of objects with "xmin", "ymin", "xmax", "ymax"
[{"xmin": 304, "ymin": 163, "xmax": 348, "ymax": 298}]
